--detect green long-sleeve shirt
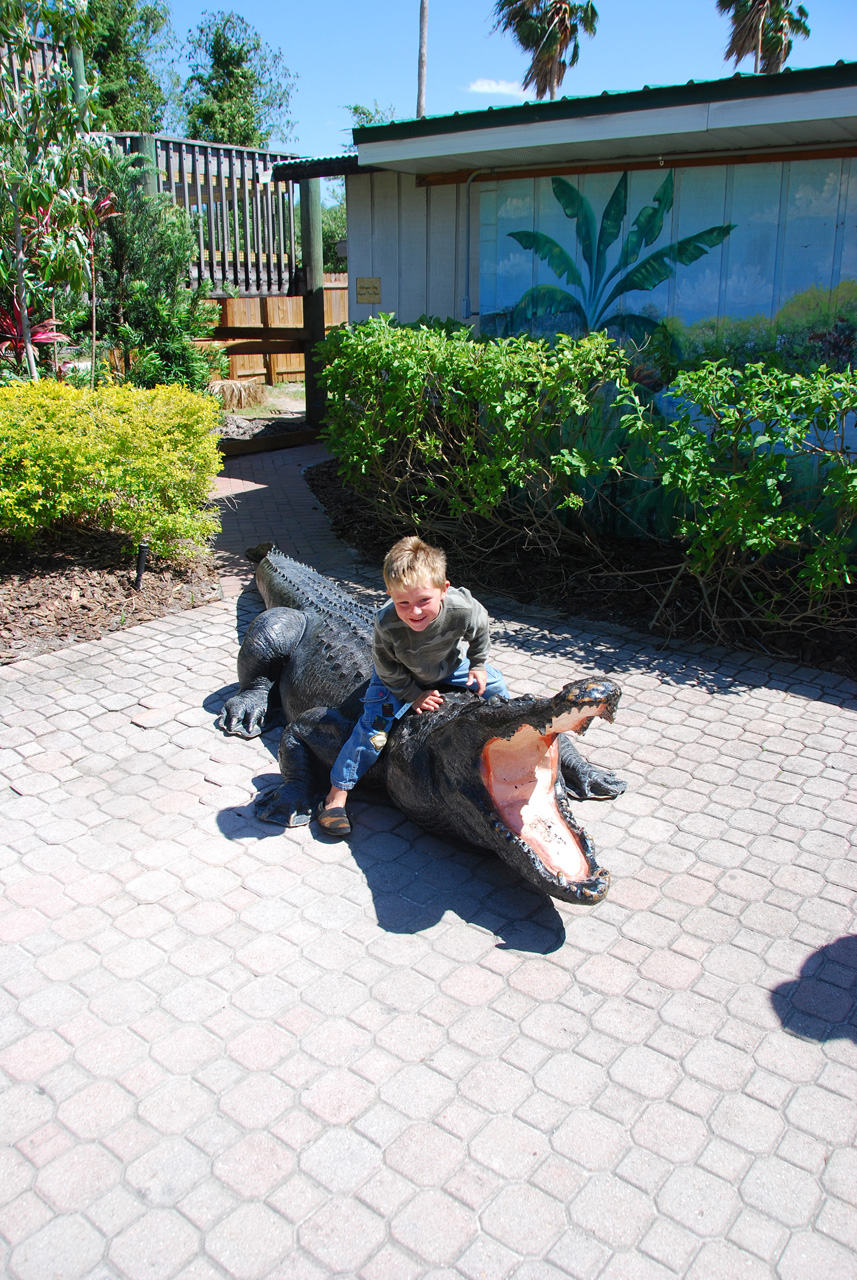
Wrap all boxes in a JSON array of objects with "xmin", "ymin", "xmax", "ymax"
[{"xmin": 372, "ymin": 586, "xmax": 492, "ymax": 704}]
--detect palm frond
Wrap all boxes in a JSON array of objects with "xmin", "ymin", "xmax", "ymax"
[
  {"xmin": 595, "ymin": 223, "xmax": 735, "ymax": 324},
  {"xmin": 551, "ymin": 176, "xmax": 597, "ymax": 283},
  {"xmin": 508, "ymin": 229, "xmax": 584, "ymax": 289},
  {"xmin": 511, "ymin": 285, "xmax": 588, "ymax": 331}
]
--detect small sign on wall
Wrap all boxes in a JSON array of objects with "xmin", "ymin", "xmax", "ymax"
[{"xmin": 355, "ymin": 277, "xmax": 381, "ymax": 305}]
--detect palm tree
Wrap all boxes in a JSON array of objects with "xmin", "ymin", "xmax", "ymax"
[
  {"xmin": 717, "ymin": 0, "xmax": 809, "ymax": 74},
  {"xmin": 493, "ymin": 0, "xmax": 597, "ymax": 101}
]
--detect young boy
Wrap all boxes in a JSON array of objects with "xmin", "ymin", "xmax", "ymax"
[{"xmin": 316, "ymin": 535, "xmax": 509, "ymax": 836}]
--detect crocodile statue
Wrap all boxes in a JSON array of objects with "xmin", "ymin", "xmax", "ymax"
[{"xmin": 218, "ymin": 551, "xmax": 626, "ymax": 905}]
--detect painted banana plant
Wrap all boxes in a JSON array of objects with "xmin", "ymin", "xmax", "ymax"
[{"xmin": 508, "ymin": 170, "xmax": 735, "ymax": 342}]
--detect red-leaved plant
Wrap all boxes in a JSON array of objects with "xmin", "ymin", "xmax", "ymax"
[{"xmin": 0, "ymin": 302, "xmax": 70, "ymax": 372}]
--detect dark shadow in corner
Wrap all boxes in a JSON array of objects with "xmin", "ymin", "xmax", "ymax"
[{"xmin": 770, "ymin": 935, "xmax": 857, "ymax": 1042}]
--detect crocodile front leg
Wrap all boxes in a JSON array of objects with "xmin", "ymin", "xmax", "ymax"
[
  {"xmin": 218, "ymin": 608, "xmax": 306, "ymax": 738},
  {"xmin": 559, "ymin": 733, "xmax": 627, "ymax": 801}
]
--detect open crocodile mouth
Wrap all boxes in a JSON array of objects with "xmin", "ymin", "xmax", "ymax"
[{"xmin": 480, "ymin": 704, "xmax": 612, "ymax": 902}]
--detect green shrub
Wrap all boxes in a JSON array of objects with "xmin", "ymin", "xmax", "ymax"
[
  {"xmin": 318, "ymin": 316, "xmax": 634, "ymax": 559},
  {"xmin": 318, "ymin": 317, "xmax": 857, "ymax": 647},
  {"xmin": 0, "ymin": 380, "xmax": 222, "ymax": 558},
  {"xmin": 621, "ymin": 361, "xmax": 857, "ymax": 628}
]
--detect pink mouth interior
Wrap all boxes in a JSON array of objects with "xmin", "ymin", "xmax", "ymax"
[{"xmin": 481, "ymin": 725, "xmax": 587, "ymax": 881}]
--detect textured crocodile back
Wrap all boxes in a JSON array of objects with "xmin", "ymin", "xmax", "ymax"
[{"xmin": 256, "ymin": 551, "xmax": 374, "ymax": 645}]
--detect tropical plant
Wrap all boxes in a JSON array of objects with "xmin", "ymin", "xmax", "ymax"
[
  {"xmin": 181, "ymin": 10, "xmax": 294, "ymax": 147},
  {"xmin": 55, "ymin": 150, "xmax": 227, "ymax": 391},
  {"xmin": 507, "ymin": 170, "xmax": 735, "ymax": 344},
  {"xmin": 0, "ymin": 302, "xmax": 69, "ymax": 372},
  {"xmin": 493, "ymin": 0, "xmax": 597, "ymax": 100},
  {"xmin": 0, "ymin": 0, "xmax": 110, "ymax": 378},
  {"xmin": 717, "ymin": 0, "xmax": 810, "ymax": 73}
]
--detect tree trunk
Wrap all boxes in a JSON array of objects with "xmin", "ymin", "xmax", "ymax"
[
  {"xmin": 417, "ymin": 0, "xmax": 428, "ymax": 117},
  {"xmin": 754, "ymin": 0, "xmax": 769, "ymax": 72},
  {"xmin": 11, "ymin": 186, "xmax": 38, "ymax": 381}
]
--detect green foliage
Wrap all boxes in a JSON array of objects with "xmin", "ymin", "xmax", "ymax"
[
  {"xmin": 0, "ymin": 0, "xmax": 111, "ymax": 376},
  {"xmin": 508, "ymin": 172, "xmax": 734, "ymax": 341},
  {"xmin": 318, "ymin": 316, "xmax": 634, "ymax": 558},
  {"xmin": 83, "ymin": 0, "xmax": 170, "ymax": 132},
  {"xmin": 58, "ymin": 151, "xmax": 228, "ymax": 391},
  {"xmin": 625, "ymin": 362, "xmax": 857, "ymax": 575},
  {"xmin": 181, "ymin": 10, "xmax": 294, "ymax": 146},
  {"xmin": 0, "ymin": 380, "xmax": 222, "ymax": 556},
  {"xmin": 321, "ymin": 199, "xmax": 347, "ymax": 272},
  {"xmin": 319, "ymin": 318, "xmax": 856, "ymax": 645},
  {"xmin": 343, "ymin": 100, "xmax": 396, "ymax": 151}
]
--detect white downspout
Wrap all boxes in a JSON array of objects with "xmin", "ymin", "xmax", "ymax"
[{"xmin": 461, "ymin": 168, "xmax": 492, "ymax": 320}]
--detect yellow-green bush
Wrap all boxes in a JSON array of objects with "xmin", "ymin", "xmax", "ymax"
[{"xmin": 0, "ymin": 382, "xmax": 222, "ymax": 558}]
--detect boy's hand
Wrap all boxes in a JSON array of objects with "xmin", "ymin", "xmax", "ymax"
[
  {"xmin": 411, "ymin": 689, "xmax": 444, "ymax": 714},
  {"xmin": 467, "ymin": 667, "xmax": 488, "ymax": 696}
]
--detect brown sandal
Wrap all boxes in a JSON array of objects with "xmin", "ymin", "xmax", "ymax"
[{"xmin": 316, "ymin": 801, "xmax": 352, "ymax": 837}]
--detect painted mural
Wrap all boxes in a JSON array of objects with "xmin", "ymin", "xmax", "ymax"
[{"xmin": 479, "ymin": 158, "xmax": 857, "ymax": 373}]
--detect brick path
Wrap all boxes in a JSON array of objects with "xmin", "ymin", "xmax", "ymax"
[{"xmin": 0, "ymin": 442, "xmax": 855, "ymax": 1279}]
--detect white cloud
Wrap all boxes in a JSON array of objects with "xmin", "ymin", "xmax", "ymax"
[{"xmin": 466, "ymin": 78, "xmax": 528, "ymax": 98}]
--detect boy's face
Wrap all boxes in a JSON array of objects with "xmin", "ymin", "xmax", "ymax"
[{"xmin": 389, "ymin": 579, "xmax": 450, "ymax": 631}]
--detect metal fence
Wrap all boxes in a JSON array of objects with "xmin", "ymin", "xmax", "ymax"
[{"xmin": 111, "ymin": 134, "xmax": 299, "ymax": 298}]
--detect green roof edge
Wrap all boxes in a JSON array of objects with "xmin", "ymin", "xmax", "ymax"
[{"xmin": 353, "ymin": 62, "xmax": 857, "ymax": 146}]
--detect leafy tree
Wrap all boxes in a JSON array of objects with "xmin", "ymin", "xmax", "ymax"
[
  {"xmin": 65, "ymin": 150, "xmax": 227, "ymax": 391},
  {"xmin": 717, "ymin": 0, "xmax": 810, "ymax": 73},
  {"xmin": 321, "ymin": 199, "xmax": 347, "ymax": 272},
  {"xmin": 0, "ymin": 0, "xmax": 109, "ymax": 378},
  {"xmin": 82, "ymin": 0, "xmax": 170, "ymax": 132},
  {"xmin": 343, "ymin": 100, "xmax": 396, "ymax": 153},
  {"xmin": 493, "ymin": 0, "xmax": 597, "ymax": 100},
  {"xmin": 181, "ymin": 11, "xmax": 294, "ymax": 147}
]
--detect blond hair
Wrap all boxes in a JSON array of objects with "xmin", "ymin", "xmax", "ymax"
[{"xmin": 383, "ymin": 536, "xmax": 447, "ymax": 591}]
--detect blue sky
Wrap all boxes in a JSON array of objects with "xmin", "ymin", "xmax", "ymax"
[{"xmin": 164, "ymin": 0, "xmax": 857, "ymax": 160}]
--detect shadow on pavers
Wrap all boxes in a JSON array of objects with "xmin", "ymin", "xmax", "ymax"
[
  {"xmin": 215, "ymin": 789, "xmax": 567, "ymax": 955},
  {"xmin": 770, "ymin": 935, "xmax": 857, "ymax": 1043}
]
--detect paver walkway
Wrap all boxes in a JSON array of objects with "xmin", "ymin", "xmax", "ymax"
[{"xmin": 0, "ymin": 442, "xmax": 855, "ymax": 1280}]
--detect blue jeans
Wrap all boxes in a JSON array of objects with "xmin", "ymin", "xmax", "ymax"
[{"xmin": 330, "ymin": 659, "xmax": 509, "ymax": 791}]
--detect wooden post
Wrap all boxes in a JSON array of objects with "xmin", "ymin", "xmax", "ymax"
[
  {"xmin": 129, "ymin": 134, "xmax": 158, "ymax": 197},
  {"xmin": 68, "ymin": 41, "xmax": 87, "ymax": 123},
  {"xmin": 300, "ymin": 177, "xmax": 325, "ymax": 431}
]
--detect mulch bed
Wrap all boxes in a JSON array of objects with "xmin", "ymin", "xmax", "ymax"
[
  {"xmin": 0, "ymin": 415, "xmax": 306, "ymax": 667},
  {"xmin": 0, "ymin": 527, "xmax": 220, "ymax": 665},
  {"xmin": 305, "ymin": 459, "xmax": 857, "ymax": 680}
]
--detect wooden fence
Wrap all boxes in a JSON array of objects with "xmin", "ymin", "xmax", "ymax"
[
  {"xmin": 206, "ymin": 276, "xmax": 348, "ymax": 382},
  {"xmin": 111, "ymin": 134, "xmax": 299, "ymax": 297}
]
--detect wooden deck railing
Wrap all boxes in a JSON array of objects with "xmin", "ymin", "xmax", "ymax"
[{"xmin": 111, "ymin": 134, "xmax": 299, "ymax": 297}]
